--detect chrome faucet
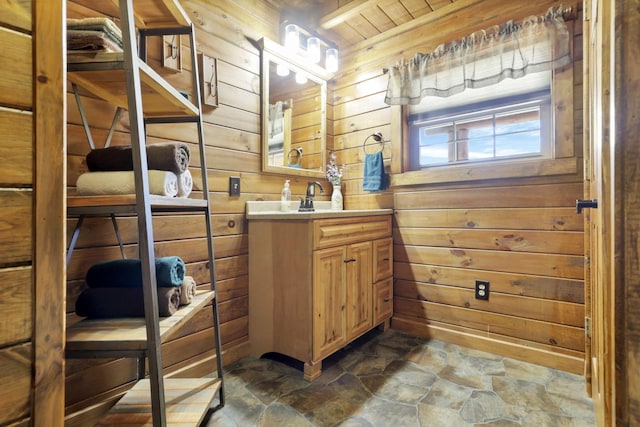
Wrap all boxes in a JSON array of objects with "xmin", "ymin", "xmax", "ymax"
[{"xmin": 299, "ymin": 181, "xmax": 324, "ymax": 212}]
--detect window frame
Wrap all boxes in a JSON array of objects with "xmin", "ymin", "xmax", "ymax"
[
  {"xmin": 408, "ymin": 90, "xmax": 553, "ymax": 169},
  {"xmin": 390, "ymin": 52, "xmax": 577, "ymax": 187}
]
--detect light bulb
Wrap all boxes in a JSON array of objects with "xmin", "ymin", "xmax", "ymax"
[
  {"xmin": 325, "ymin": 48, "xmax": 338, "ymax": 73},
  {"xmin": 285, "ymin": 24, "xmax": 299, "ymax": 51},
  {"xmin": 276, "ymin": 63, "xmax": 289, "ymax": 76},
  {"xmin": 295, "ymin": 72, "xmax": 308, "ymax": 85},
  {"xmin": 307, "ymin": 37, "xmax": 321, "ymax": 63}
]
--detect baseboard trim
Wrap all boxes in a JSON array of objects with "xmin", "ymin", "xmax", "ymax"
[{"xmin": 392, "ymin": 315, "xmax": 584, "ymax": 375}]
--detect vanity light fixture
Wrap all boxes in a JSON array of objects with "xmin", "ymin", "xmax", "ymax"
[
  {"xmin": 325, "ymin": 48, "xmax": 338, "ymax": 73},
  {"xmin": 276, "ymin": 63, "xmax": 290, "ymax": 77},
  {"xmin": 285, "ymin": 24, "xmax": 299, "ymax": 51},
  {"xmin": 307, "ymin": 37, "xmax": 321, "ymax": 63},
  {"xmin": 295, "ymin": 72, "xmax": 308, "ymax": 85},
  {"xmin": 280, "ymin": 21, "xmax": 339, "ymax": 74}
]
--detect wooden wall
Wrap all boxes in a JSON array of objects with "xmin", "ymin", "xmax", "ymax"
[
  {"xmin": 333, "ymin": 0, "xmax": 586, "ymax": 374},
  {"xmin": 0, "ymin": 2, "xmax": 35, "ymax": 424},
  {"xmin": 617, "ymin": 1, "xmax": 640, "ymax": 422},
  {"xmin": 1, "ymin": 1, "xmax": 66, "ymax": 425}
]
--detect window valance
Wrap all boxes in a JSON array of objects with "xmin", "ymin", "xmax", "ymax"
[{"xmin": 384, "ymin": 6, "xmax": 572, "ymax": 105}]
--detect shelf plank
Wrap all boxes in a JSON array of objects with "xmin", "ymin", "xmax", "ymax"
[
  {"xmin": 113, "ymin": 0, "xmax": 192, "ymax": 29},
  {"xmin": 67, "ymin": 195, "xmax": 208, "ymax": 216},
  {"xmin": 68, "ymin": 53, "xmax": 198, "ymax": 118},
  {"xmin": 95, "ymin": 377, "xmax": 220, "ymax": 427},
  {"xmin": 67, "ymin": 290, "xmax": 215, "ymax": 352}
]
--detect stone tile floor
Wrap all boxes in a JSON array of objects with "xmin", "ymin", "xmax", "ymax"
[{"xmin": 204, "ymin": 329, "xmax": 595, "ymax": 426}]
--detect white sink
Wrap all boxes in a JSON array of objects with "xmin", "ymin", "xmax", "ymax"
[{"xmin": 245, "ymin": 201, "xmax": 392, "ymax": 219}]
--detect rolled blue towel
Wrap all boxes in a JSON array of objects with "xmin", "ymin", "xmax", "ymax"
[
  {"xmin": 362, "ymin": 151, "xmax": 387, "ymax": 192},
  {"xmin": 75, "ymin": 286, "xmax": 182, "ymax": 318},
  {"xmin": 86, "ymin": 256, "xmax": 186, "ymax": 288}
]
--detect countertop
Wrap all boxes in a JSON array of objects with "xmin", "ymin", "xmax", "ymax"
[{"xmin": 245, "ymin": 201, "xmax": 393, "ymax": 220}]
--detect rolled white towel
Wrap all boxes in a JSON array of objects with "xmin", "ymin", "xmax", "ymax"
[
  {"xmin": 76, "ymin": 170, "xmax": 178, "ymax": 197},
  {"xmin": 177, "ymin": 169, "xmax": 193, "ymax": 198},
  {"xmin": 180, "ymin": 275, "xmax": 197, "ymax": 305}
]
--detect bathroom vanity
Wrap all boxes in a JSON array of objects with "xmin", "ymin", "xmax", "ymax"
[{"xmin": 246, "ymin": 203, "xmax": 393, "ymax": 380}]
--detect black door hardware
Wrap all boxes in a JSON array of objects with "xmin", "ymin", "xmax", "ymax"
[{"xmin": 576, "ymin": 199, "xmax": 598, "ymax": 213}]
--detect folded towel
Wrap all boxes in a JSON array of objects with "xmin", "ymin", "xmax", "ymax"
[
  {"xmin": 67, "ymin": 30, "xmax": 123, "ymax": 52},
  {"xmin": 180, "ymin": 276, "xmax": 197, "ymax": 305},
  {"xmin": 86, "ymin": 143, "xmax": 191, "ymax": 175},
  {"xmin": 75, "ymin": 286, "xmax": 181, "ymax": 318},
  {"xmin": 86, "ymin": 256, "xmax": 186, "ymax": 288},
  {"xmin": 362, "ymin": 152, "xmax": 387, "ymax": 192},
  {"xmin": 177, "ymin": 169, "xmax": 193, "ymax": 198},
  {"xmin": 76, "ymin": 170, "xmax": 178, "ymax": 197},
  {"xmin": 67, "ymin": 17, "xmax": 122, "ymax": 45}
]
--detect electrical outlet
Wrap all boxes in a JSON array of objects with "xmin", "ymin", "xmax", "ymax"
[
  {"xmin": 229, "ymin": 176, "xmax": 240, "ymax": 196},
  {"xmin": 475, "ymin": 280, "xmax": 489, "ymax": 300}
]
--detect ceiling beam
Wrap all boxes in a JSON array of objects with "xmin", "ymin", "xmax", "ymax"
[{"xmin": 319, "ymin": 0, "xmax": 377, "ymax": 30}]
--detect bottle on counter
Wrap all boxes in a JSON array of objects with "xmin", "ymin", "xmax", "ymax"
[{"xmin": 280, "ymin": 179, "xmax": 291, "ymax": 211}]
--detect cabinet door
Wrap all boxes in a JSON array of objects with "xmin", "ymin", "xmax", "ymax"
[
  {"xmin": 346, "ymin": 241, "xmax": 373, "ymax": 340},
  {"xmin": 313, "ymin": 246, "xmax": 347, "ymax": 360}
]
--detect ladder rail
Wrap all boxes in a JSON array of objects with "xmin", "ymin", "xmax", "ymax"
[
  {"xmin": 119, "ymin": 0, "xmax": 167, "ymax": 425},
  {"xmin": 186, "ymin": 22, "xmax": 226, "ymax": 409}
]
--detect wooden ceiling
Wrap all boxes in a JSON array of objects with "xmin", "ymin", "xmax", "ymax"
[{"xmin": 272, "ymin": 0, "xmax": 458, "ymax": 49}]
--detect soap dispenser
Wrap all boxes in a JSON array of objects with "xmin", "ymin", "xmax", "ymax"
[{"xmin": 280, "ymin": 180, "xmax": 291, "ymax": 211}]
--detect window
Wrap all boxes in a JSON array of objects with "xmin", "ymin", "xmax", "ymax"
[
  {"xmin": 407, "ymin": 72, "xmax": 552, "ymax": 169},
  {"xmin": 390, "ymin": 65, "xmax": 577, "ymax": 187},
  {"xmin": 386, "ymin": 7, "xmax": 576, "ymax": 186}
]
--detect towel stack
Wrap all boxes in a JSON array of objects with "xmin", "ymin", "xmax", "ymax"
[
  {"xmin": 75, "ymin": 256, "xmax": 198, "ymax": 319},
  {"xmin": 76, "ymin": 143, "xmax": 193, "ymax": 198},
  {"xmin": 67, "ymin": 17, "xmax": 123, "ymax": 53}
]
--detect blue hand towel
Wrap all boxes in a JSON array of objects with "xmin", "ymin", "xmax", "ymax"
[
  {"xmin": 85, "ymin": 256, "xmax": 186, "ymax": 288},
  {"xmin": 363, "ymin": 152, "xmax": 387, "ymax": 191}
]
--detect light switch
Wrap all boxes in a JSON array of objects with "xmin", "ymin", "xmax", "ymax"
[{"xmin": 229, "ymin": 176, "xmax": 240, "ymax": 196}]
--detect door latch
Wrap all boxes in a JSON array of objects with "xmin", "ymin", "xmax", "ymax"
[{"xmin": 576, "ymin": 199, "xmax": 598, "ymax": 213}]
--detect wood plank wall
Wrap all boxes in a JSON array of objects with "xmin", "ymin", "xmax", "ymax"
[
  {"xmin": 615, "ymin": 0, "xmax": 640, "ymax": 423},
  {"xmin": 0, "ymin": 1, "xmax": 36, "ymax": 425},
  {"xmin": 333, "ymin": 0, "xmax": 586, "ymax": 373}
]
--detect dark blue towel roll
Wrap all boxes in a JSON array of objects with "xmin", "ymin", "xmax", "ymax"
[
  {"xmin": 75, "ymin": 286, "xmax": 181, "ymax": 318},
  {"xmin": 85, "ymin": 256, "xmax": 186, "ymax": 288}
]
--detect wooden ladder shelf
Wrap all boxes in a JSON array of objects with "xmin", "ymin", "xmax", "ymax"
[{"xmin": 65, "ymin": 1, "xmax": 224, "ymax": 425}]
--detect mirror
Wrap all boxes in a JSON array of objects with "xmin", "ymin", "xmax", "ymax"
[{"xmin": 259, "ymin": 37, "xmax": 330, "ymax": 178}]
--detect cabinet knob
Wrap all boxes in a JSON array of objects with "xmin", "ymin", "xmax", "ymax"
[
  {"xmin": 383, "ymin": 298, "xmax": 390, "ymax": 302},
  {"xmin": 344, "ymin": 258, "xmax": 356, "ymax": 263}
]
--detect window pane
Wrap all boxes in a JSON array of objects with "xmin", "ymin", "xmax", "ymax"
[
  {"xmin": 468, "ymin": 136, "xmax": 494, "ymax": 159},
  {"xmin": 420, "ymin": 124, "xmax": 453, "ymax": 147},
  {"xmin": 458, "ymin": 116, "xmax": 493, "ymax": 140},
  {"xmin": 410, "ymin": 86, "xmax": 551, "ymax": 169},
  {"xmin": 495, "ymin": 108, "xmax": 540, "ymax": 134},
  {"xmin": 420, "ymin": 143, "xmax": 450, "ymax": 165},
  {"xmin": 495, "ymin": 130, "xmax": 541, "ymax": 156}
]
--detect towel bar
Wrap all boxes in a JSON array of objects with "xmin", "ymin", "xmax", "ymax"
[{"xmin": 363, "ymin": 132, "xmax": 385, "ymax": 154}]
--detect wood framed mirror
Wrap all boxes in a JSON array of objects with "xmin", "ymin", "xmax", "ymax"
[{"xmin": 259, "ymin": 37, "xmax": 331, "ymax": 178}]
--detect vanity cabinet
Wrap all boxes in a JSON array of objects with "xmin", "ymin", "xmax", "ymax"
[{"xmin": 248, "ymin": 213, "xmax": 393, "ymax": 381}]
